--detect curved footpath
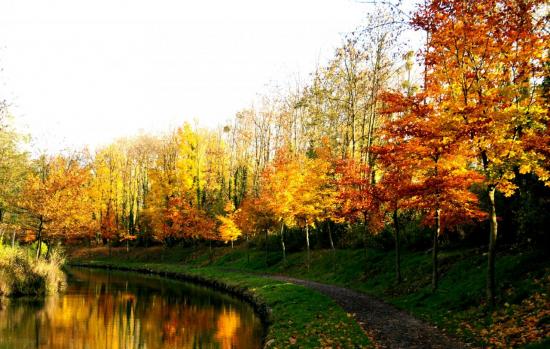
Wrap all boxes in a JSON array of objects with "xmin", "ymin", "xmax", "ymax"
[{"xmin": 269, "ymin": 275, "xmax": 467, "ymax": 349}]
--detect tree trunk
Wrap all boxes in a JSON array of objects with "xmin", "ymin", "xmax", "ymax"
[
  {"xmin": 327, "ymin": 221, "xmax": 337, "ymax": 272},
  {"xmin": 231, "ymin": 240, "xmax": 234, "ymax": 249},
  {"xmin": 432, "ymin": 208, "xmax": 440, "ymax": 292},
  {"xmin": 36, "ymin": 233, "xmax": 42, "ymax": 259},
  {"xmin": 487, "ymin": 186, "xmax": 498, "ymax": 308},
  {"xmin": 327, "ymin": 221, "xmax": 335, "ymax": 250},
  {"xmin": 11, "ymin": 230, "xmax": 16, "ymax": 248},
  {"xmin": 36, "ymin": 218, "xmax": 43, "ymax": 260},
  {"xmin": 264, "ymin": 229, "xmax": 269, "ymax": 267},
  {"xmin": 305, "ymin": 225, "xmax": 310, "ymax": 271},
  {"xmin": 45, "ymin": 242, "xmax": 51, "ymax": 260},
  {"xmin": 393, "ymin": 209, "xmax": 402, "ymax": 284},
  {"xmin": 126, "ymin": 240, "xmax": 129, "ymax": 253},
  {"xmin": 247, "ymin": 240, "xmax": 250, "ymax": 265},
  {"xmin": 363, "ymin": 213, "xmax": 369, "ymax": 261},
  {"xmin": 280, "ymin": 223, "xmax": 286, "ymax": 264}
]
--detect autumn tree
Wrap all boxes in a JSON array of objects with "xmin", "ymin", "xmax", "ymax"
[
  {"xmin": 372, "ymin": 141, "xmax": 415, "ymax": 284},
  {"xmin": 291, "ymin": 144, "xmax": 339, "ymax": 269},
  {"xmin": 380, "ymin": 89, "xmax": 487, "ymax": 290},
  {"xmin": 412, "ymin": 0, "xmax": 549, "ymax": 304},
  {"xmin": 260, "ymin": 148, "xmax": 301, "ymax": 263},
  {"xmin": 216, "ymin": 201, "xmax": 242, "ymax": 248},
  {"xmin": 235, "ymin": 197, "xmax": 277, "ymax": 266},
  {"xmin": 0, "ymin": 119, "xmax": 28, "ymax": 246},
  {"xmin": 336, "ymin": 159, "xmax": 384, "ymax": 261},
  {"xmin": 19, "ymin": 153, "xmax": 96, "ymax": 258}
]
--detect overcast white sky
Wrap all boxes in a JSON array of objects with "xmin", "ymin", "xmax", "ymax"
[{"xmin": 0, "ymin": 0, "xmax": 394, "ymax": 152}]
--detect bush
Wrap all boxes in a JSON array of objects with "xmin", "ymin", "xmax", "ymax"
[
  {"xmin": 34, "ymin": 247, "xmax": 66, "ymax": 294},
  {"xmin": 0, "ymin": 245, "xmax": 65, "ymax": 297}
]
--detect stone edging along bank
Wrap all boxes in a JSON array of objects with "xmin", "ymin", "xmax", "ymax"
[{"xmin": 69, "ymin": 263, "xmax": 271, "ymax": 345}]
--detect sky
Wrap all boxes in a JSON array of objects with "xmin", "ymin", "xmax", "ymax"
[{"xmin": 0, "ymin": 0, "xmax": 380, "ymax": 152}]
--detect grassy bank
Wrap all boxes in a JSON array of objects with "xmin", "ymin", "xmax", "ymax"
[
  {"xmin": 0, "ymin": 245, "xmax": 65, "ymax": 297},
  {"xmin": 72, "ymin": 259, "xmax": 371, "ymax": 348},
  {"xmin": 72, "ymin": 245, "xmax": 550, "ymax": 348}
]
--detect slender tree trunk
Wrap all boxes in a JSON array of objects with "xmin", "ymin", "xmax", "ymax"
[
  {"xmin": 126, "ymin": 240, "xmax": 129, "ymax": 253},
  {"xmin": 327, "ymin": 221, "xmax": 337, "ymax": 272},
  {"xmin": 45, "ymin": 242, "xmax": 51, "ymax": 260},
  {"xmin": 231, "ymin": 240, "xmax": 234, "ymax": 249},
  {"xmin": 432, "ymin": 208, "xmax": 441, "ymax": 292},
  {"xmin": 393, "ymin": 209, "xmax": 402, "ymax": 284},
  {"xmin": 363, "ymin": 213, "xmax": 369, "ymax": 260},
  {"xmin": 11, "ymin": 230, "xmax": 16, "ymax": 248},
  {"xmin": 327, "ymin": 221, "xmax": 335, "ymax": 250},
  {"xmin": 264, "ymin": 229, "xmax": 269, "ymax": 267},
  {"xmin": 305, "ymin": 225, "xmax": 310, "ymax": 271},
  {"xmin": 280, "ymin": 222, "xmax": 286, "ymax": 264},
  {"xmin": 0, "ymin": 209, "xmax": 3, "ymax": 244},
  {"xmin": 36, "ymin": 217, "xmax": 43, "ymax": 260},
  {"xmin": 487, "ymin": 186, "xmax": 498, "ymax": 308},
  {"xmin": 108, "ymin": 239, "xmax": 112, "ymax": 258},
  {"xmin": 36, "ymin": 233, "xmax": 42, "ymax": 259},
  {"xmin": 247, "ymin": 239, "xmax": 250, "ymax": 265}
]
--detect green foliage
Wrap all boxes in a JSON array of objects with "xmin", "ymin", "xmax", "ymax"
[
  {"xmin": 75, "ymin": 245, "xmax": 549, "ymax": 347},
  {"xmin": 30, "ymin": 241, "xmax": 48, "ymax": 258}
]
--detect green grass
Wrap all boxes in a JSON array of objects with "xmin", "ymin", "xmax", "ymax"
[
  {"xmin": 73, "ymin": 258, "xmax": 371, "ymax": 348},
  {"xmin": 72, "ymin": 244, "xmax": 550, "ymax": 347}
]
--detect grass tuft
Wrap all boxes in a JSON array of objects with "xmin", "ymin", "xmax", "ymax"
[{"xmin": 0, "ymin": 245, "xmax": 65, "ymax": 297}]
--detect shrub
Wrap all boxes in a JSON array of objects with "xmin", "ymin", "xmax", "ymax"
[{"xmin": 0, "ymin": 245, "xmax": 65, "ymax": 297}]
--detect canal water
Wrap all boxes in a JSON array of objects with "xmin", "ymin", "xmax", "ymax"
[{"xmin": 0, "ymin": 267, "xmax": 263, "ymax": 349}]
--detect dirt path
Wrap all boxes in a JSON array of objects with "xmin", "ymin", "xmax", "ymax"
[{"xmin": 269, "ymin": 275, "xmax": 468, "ymax": 349}]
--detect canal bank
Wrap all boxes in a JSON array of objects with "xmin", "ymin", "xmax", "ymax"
[{"xmin": 71, "ymin": 260, "xmax": 372, "ymax": 348}]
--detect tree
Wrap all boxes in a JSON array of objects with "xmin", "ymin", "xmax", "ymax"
[
  {"xmin": 372, "ymin": 141, "xmax": 415, "ymax": 284},
  {"xmin": 217, "ymin": 215, "xmax": 241, "ymax": 248},
  {"xmin": 336, "ymin": 158, "xmax": 384, "ymax": 262},
  {"xmin": 260, "ymin": 148, "xmax": 301, "ymax": 263},
  {"xmin": 19, "ymin": 154, "xmax": 95, "ymax": 258},
  {"xmin": 380, "ymin": 91, "xmax": 486, "ymax": 290},
  {"xmin": 412, "ymin": 0, "xmax": 549, "ymax": 304},
  {"xmin": 235, "ymin": 197, "xmax": 276, "ymax": 266},
  {"xmin": 0, "ymin": 119, "xmax": 28, "ymax": 246},
  {"xmin": 216, "ymin": 201, "xmax": 241, "ymax": 248}
]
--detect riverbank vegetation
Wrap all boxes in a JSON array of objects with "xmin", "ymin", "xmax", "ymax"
[
  {"xmin": 0, "ymin": 0, "xmax": 548, "ymax": 347},
  {"xmin": 71, "ymin": 244, "xmax": 550, "ymax": 348},
  {"xmin": 0, "ymin": 244, "xmax": 65, "ymax": 297}
]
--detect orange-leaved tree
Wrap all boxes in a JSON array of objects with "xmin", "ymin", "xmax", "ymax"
[
  {"xmin": 19, "ymin": 153, "xmax": 96, "ymax": 258},
  {"xmin": 335, "ymin": 158, "xmax": 384, "ymax": 264},
  {"xmin": 381, "ymin": 91, "xmax": 486, "ymax": 291},
  {"xmin": 235, "ymin": 197, "xmax": 277, "ymax": 266},
  {"xmin": 412, "ymin": 0, "xmax": 549, "ymax": 304}
]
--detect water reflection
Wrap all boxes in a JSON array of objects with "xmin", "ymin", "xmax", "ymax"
[{"xmin": 0, "ymin": 267, "xmax": 263, "ymax": 349}]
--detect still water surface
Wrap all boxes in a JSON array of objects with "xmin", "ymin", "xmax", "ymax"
[{"xmin": 0, "ymin": 267, "xmax": 263, "ymax": 349}]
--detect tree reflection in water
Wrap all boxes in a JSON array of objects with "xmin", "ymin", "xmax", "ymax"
[{"xmin": 0, "ymin": 267, "xmax": 263, "ymax": 349}]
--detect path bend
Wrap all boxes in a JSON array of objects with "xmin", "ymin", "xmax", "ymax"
[{"xmin": 269, "ymin": 275, "xmax": 469, "ymax": 349}]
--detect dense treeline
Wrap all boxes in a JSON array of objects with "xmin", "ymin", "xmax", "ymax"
[{"xmin": 0, "ymin": 0, "xmax": 548, "ymax": 308}]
